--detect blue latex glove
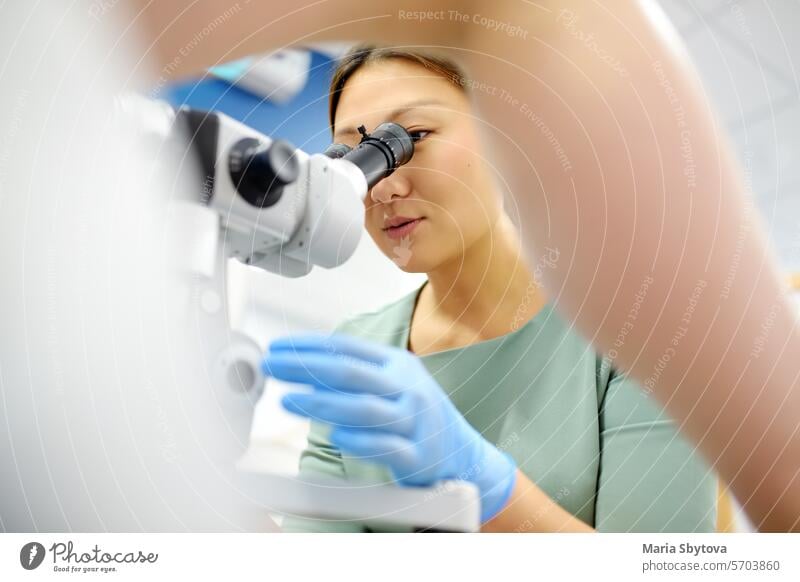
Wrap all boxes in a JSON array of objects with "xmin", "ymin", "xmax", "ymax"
[{"xmin": 262, "ymin": 334, "xmax": 517, "ymax": 523}]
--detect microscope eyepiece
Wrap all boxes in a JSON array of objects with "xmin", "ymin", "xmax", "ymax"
[
  {"xmin": 322, "ymin": 142, "xmax": 352, "ymax": 159},
  {"xmin": 324, "ymin": 122, "xmax": 415, "ymax": 188}
]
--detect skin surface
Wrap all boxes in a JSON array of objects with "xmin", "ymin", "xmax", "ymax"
[{"xmin": 129, "ymin": 0, "xmax": 800, "ymax": 530}]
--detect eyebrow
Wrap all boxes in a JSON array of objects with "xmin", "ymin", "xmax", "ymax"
[{"xmin": 333, "ymin": 99, "xmax": 447, "ymax": 140}]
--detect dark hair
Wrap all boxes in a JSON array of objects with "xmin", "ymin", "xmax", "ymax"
[{"xmin": 328, "ymin": 44, "xmax": 470, "ymax": 134}]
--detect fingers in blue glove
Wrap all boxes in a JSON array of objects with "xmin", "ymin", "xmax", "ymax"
[
  {"xmin": 265, "ymin": 333, "xmax": 518, "ymax": 524},
  {"xmin": 262, "ymin": 351, "xmax": 404, "ymax": 398},
  {"xmin": 281, "ymin": 392, "xmax": 415, "ymax": 436},
  {"xmin": 327, "ymin": 427, "xmax": 421, "ymax": 482},
  {"xmin": 269, "ymin": 334, "xmax": 392, "ymax": 366}
]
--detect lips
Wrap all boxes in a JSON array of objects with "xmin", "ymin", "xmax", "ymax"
[{"xmin": 383, "ymin": 216, "xmax": 424, "ymax": 240}]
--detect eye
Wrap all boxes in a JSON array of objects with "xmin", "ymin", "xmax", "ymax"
[{"xmin": 408, "ymin": 129, "xmax": 431, "ymax": 143}]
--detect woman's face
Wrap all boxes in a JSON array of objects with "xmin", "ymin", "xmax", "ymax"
[{"xmin": 333, "ymin": 59, "xmax": 503, "ymax": 273}]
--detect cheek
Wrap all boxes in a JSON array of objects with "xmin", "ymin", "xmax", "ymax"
[
  {"xmin": 364, "ymin": 203, "xmax": 388, "ymax": 245},
  {"xmin": 433, "ymin": 147, "xmax": 498, "ymax": 222}
]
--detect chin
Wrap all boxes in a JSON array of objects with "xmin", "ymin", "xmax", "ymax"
[
  {"xmin": 373, "ymin": 229, "xmax": 449, "ymax": 272},
  {"xmin": 383, "ymin": 244, "xmax": 442, "ymax": 273},
  {"xmin": 390, "ymin": 259, "xmax": 429, "ymax": 273}
]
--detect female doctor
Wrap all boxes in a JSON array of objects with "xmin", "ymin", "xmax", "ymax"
[
  {"xmin": 266, "ymin": 45, "xmax": 717, "ymax": 533},
  {"xmin": 133, "ymin": 0, "xmax": 800, "ymax": 531}
]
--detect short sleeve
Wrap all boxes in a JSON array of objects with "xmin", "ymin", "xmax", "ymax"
[{"xmin": 594, "ymin": 369, "xmax": 717, "ymax": 532}]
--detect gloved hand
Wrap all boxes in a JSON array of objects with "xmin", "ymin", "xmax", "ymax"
[{"xmin": 261, "ymin": 334, "xmax": 517, "ymax": 523}]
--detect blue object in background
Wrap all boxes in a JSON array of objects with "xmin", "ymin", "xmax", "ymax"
[
  {"xmin": 208, "ymin": 57, "xmax": 254, "ymax": 83},
  {"xmin": 165, "ymin": 50, "xmax": 335, "ymax": 154}
]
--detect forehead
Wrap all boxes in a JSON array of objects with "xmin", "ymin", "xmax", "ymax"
[{"xmin": 334, "ymin": 60, "xmax": 468, "ymax": 127}]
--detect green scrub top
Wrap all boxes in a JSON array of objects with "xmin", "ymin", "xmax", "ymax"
[{"xmin": 282, "ymin": 286, "xmax": 717, "ymax": 532}]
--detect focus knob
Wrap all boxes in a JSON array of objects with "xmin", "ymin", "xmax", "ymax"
[{"xmin": 228, "ymin": 137, "xmax": 299, "ymax": 208}]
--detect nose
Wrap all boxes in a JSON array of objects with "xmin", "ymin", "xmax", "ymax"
[{"xmin": 369, "ymin": 168, "xmax": 413, "ymax": 204}]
